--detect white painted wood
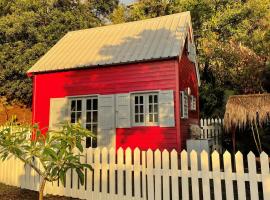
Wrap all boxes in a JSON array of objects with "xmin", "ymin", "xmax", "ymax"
[
  {"xmin": 98, "ymin": 95, "xmax": 116, "ymax": 148},
  {"xmin": 159, "ymin": 90, "xmax": 175, "ymax": 127},
  {"xmin": 181, "ymin": 150, "xmax": 189, "ymax": 200},
  {"xmin": 109, "ymin": 148, "xmax": 116, "ymax": 198},
  {"xmin": 223, "ymin": 151, "xmax": 234, "ymax": 200},
  {"xmin": 212, "ymin": 151, "xmax": 222, "ymax": 200},
  {"xmin": 190, "ymin": 151, "xmax": 199, "ymax": 200},
  {"xmin": 86, "ymin": 148, "xmax": 94, "ymax": 200},
  {"xmin": 116, "ymin": 93, "xmax": 131, "ymax": 128},
  {"xmin": 171, "ymin": 150, "xmax": 179, "ymax": 200},
  {"xmin": 101, "ymin": 148, "xmax": 108, "ymax": 199},
  {"xmin": 117, "ymin": 148, "xmax": 124, "ymax": 197},
  {"xmin": 93, "ymin": 148, "xmax": 101, "ymax": 199},
  {"xmin": 126, "ymin": 148, "xmax": 132, "ymax": 198},
  {"xmin": 154, "ymin": 149, "xmax": 162, "ymax": 200},
  {"xmin": 235, "ymin": 152, "xmax": 246, "ymax": 200},
  {"xmin": 134, "ymin": 148, "xmax": 141, "ymax": 199},
  {"xmin": 141, "ymin": 151, "xmax": 147, "ymax": 200},
  {"xmin": 49, "ymin": 97, "xmax": 68, "ymax": 130},
  {"xmin": 162, "ymin": 150, "xmax": 170, "ymax": 200},
  {"xmin": 260, "ymin": 152, "xmax": 270, "ymax": 200},
  {"xmin": 146, "ymin": 149, "xmax": 154, "ymax": 200},
  {"xmin": 201, "ymin": 151, "xmax": 211, "ymax": 200},
  {"xmin": 247, "ymin": 152, "xmax": 259, "ymax": 200}
]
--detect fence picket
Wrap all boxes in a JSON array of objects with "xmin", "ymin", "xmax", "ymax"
[
  {"xmin": 223, "ymin": 151, "xmax": 234, "ymax": 200},
  {"xmin": 212, "ymin": 151, "xmax": 222, "ymax": 200},
  {"xmin": 162, "ymin": 150, "xmax": 170, "ymax": 200},
  {"xmin": 181, "ymin": 150, "xmax": 189, "ymax": 200},
  {"xmin": 190, "ymin": 151, "xmax": 199, "ymax": 200},
  {"xmin": 154, "ymin": 149, "xmax": 162, "ymax": 200},
  {"xmin": 235, "ymin": 152, "xmax": 246, "ymax": 200},
  {"xmin": 109, "ymin": 148, "xmax": 116, "ymax": 199},
  {"xmin": 134, "ymin": 148, "xmax": 141, "ymax": 199},
  {"xmin": 117, "ymin": 148, "xmax": 124, "ymax": 198},
  {"xmin": 171, "ymin": 150, "xmax": 179, "ymax": 200},
  {"xmin": 247, "ymin": 152, "xmax": 259, "ymax": 200},
  {"xmin": 125, "ymin": 148, "xmax": 132, "ymax": 198},
  {"xmin": 201, "ymin": 151, "xmax": 211, "ymax": 200},
  {"xmin": 146, "ymin": 149, "xmax": 154, "ymax": 200},
  {"xmin": 260, "ymin": 152, "xmax": 270, "ymax": 200},
  {"xmin": 101, "ymin": 148, "xmax": 108, "ymax": 199}
]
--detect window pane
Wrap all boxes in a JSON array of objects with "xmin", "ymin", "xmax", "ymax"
[
  {"xmin": 135, "ymin": 115, "xmax": 139, "ymax": 123},
  {"xmin": 86, "ymin": 123, "xmax": 91, "ymax": 130},
  {"xmin": 140, "ymin": 96, "xmax": 143, "ymax": 104},
  {"xmin": 149, "ymin": 114, "xmax": 153, "ymax": 122},
  {"xmin": 149, "ymin": 95, "xmax": 153, "ymax": 103},
  {"xmin": 140, "ymin": 114, "xmax": 144, "ymax": 122},
  {"xmin": 140, "ymin": 105, "xmax": 144, "ymax": 113},
  {"xmin": 93, "ymin": 111, "xmax": 98, "ymax": 122},
  {"xmin": 154, "ymin": 95, "xmax": 158, "ymax": 103},
  {"xmin": 135, "ymin": 96, "xmax": 138, "ymax": 104},
  {"xmin": 71, "ymin": 100, "xmax": 76, "ymax": 111},
  {"xmin": 86, "ymin": 99, "xmax": 92, "ymax": 110},
  {"xmin": 92, "ymin": 124, "xmax": 97, "ymax": 134},
  {"xmin": 86, "ymin": 137, "xmax": 91, "ymax": 148},
  {"xmin": 93, "ymin": 98, "xmax": 98, "ymax": 110},
  {"xmin": 86, "ymin": 112, "xmax": 91, "ymax": 123},
  {"xmin": 92, "ymin": 138, "xmax": 97, "ymax": 148},
  {"xmin": 154, "ymin": 105, "xmax": 158, "ymax": 112},
  {"xmin": 77, "ymin": 100, "xmax": 82, "ymax": 111},
  {"xmin": 154, "ymin": 114, "xmax": 158, "ymax": 122},
  {"xmin": 77, "ymin": 112, "xmax": 82, "ymax": 122},
  {"xmin": 135, "ymin": 105, "xmax": 139, "ymax": 113},
  {"xmin": 71, "ymin": 112, "xmax": 76, "ymax": 123},
  {"xmin": 149, "ymin": 105, "xmax": 153, "ymax": 112}
]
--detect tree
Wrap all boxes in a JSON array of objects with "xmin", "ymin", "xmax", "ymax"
[
  {"xmin": 0, "ymin": 0, "xmax": 101, "ymax": 106},
  {"xmin": 0, "ymin": 122, "xmax": 95, "ymax": 200}
]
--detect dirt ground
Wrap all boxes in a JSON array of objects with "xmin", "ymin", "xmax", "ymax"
[{"xmin": 0, "ymin": 183, "xmax": 79, "ymax": 200}]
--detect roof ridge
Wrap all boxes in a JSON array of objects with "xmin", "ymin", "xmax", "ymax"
[{"xmin": 67, "ymin": 11, "xmax": 190, "ymax": 35}]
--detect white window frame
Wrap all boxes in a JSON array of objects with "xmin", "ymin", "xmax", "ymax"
[
  {"xmin": 190, "ymin": 95, "xmax": 196, "ymax": 111},
  {"xmin": 131, "ymin": 92, "xmax": 159, "ymax": 126},
  {"xmin": 180, "ymin": 91, "xmax": 189, "ymax": 119},
  {"xmin": 68, "ymin": 96, "xmax": 98, "ymax": 148}
]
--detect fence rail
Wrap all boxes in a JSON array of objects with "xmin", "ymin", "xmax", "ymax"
[{"xmin": 0, "ymin": 148, "xmax": 269, "ymax": 200}]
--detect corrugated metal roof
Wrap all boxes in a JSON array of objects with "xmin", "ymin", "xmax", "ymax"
[{"xmin": 28, "ymin": 12, "xmax": 192, "ymax": 73}]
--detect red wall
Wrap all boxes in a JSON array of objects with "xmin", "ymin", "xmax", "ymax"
[
  {"xmin": 32, "ymin": 59, "xmax": 180, "ymax": 151},
  {"xmin": 178, "ymin": 51, "xmax": 200, "ymax": 149}
]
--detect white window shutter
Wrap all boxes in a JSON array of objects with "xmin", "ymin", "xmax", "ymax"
[
  {"xmin": 98, "ymin": 95, "xmax": 116, "ymax": 148},
  {"xmin": 159, "ymin": 90, "xmax": 175, "ymax": 127},
  {"xmin": 116, "ymin": 93, "xmax": 131, "ymax": 128},
  {"xmin": 49, "ymin": 97, "xmax": 68, "ymax": 130}
]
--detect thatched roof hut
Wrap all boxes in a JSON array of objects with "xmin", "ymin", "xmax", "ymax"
[{"xmin": 224, "ymin": 93, "xmax": 270, "ymax": 131}]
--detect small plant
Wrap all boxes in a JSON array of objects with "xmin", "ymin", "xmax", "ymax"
[{"xmin": 0, "ymin": 121, "xmax": 95, "ymax": 200}]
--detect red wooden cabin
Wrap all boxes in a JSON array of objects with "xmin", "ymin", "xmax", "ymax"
[{"xmin": 28, "ymin": 12, "xmax": 200, "ymax": 152}]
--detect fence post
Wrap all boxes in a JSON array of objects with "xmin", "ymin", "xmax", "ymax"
[{"xmin": 260, "ymin": 152, "xmax": 270, "ymax": 200}]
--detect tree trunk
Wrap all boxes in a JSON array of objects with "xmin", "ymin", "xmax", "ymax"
[{"xmin": 39, "ymin": 178, "xmax": 46, "ymax": 200}]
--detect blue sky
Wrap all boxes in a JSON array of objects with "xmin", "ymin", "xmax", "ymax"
[{"xmin": 120, "ymin": 0, "xmax": 135, "ymax": 5}]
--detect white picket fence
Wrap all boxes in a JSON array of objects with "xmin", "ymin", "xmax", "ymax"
[
  {"xmin": 0, "ymin": 148, "xmax": 269, "ymax": 200},
  {"xmin": 200, "ymin": 118, "xmax": 223, "ymax": 153}
]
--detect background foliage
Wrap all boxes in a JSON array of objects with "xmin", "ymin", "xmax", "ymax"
[{"xmin": 0, "ymin": 0, "xmax": 269, "ymax": 117}]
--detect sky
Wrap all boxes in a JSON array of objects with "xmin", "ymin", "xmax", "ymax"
[{"xmin": 120, "ymin": 0, "xmax": 135, "ymax": 5}]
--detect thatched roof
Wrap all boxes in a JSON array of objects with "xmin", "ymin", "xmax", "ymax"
[{"xmin": 224, "ymin": 94, "xmax": 270, "ymax": 131}]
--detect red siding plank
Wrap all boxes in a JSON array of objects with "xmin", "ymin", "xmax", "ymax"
[{"xmin": 33, "ymin": 59, "xmax": 179, "ymax": 151}]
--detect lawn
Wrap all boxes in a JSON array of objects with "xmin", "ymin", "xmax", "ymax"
[{"xmin": 0, "ymin": 183, "xmax": 78, "ymax": 200}]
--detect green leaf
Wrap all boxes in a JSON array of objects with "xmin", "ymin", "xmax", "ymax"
[{"xmin": 76, "ymin": 168, "xmax": 84, "ymax": 185}]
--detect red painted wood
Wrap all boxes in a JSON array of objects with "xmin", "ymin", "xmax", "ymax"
[
  {"xmin": 178, "ymin": 51, "xmax": 200, "ymax": 149},
  {"xmin": 33, "ymin": 59, "xmax": 179, "ymax": 150}
]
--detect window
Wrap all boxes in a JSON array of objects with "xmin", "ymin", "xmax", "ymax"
[
  {"xmin": 132, "ymin": 93, "xmax": 159, "ymax": 126},
  {"xmin": 70, "ymin": 97, "xmax": 98, "ymax": 148},
  {"xmin": 180, "ymin": 91, "xmax": 188, "ymax": 119},
  {"xmin": 190, "ymin": 95, "xmax": 196, "ymax": 111}
]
